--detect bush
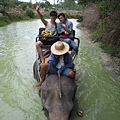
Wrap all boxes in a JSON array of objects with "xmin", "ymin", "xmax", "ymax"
[
  {"xmin": 26, "ymin": 9, "xmax": 34, "ymax": 18},
  {"xmin": 9, "ymin": 14, "xmax": 22, "ymax": 21},
  {"xmin": 100, "ymin": 42, "xmax": 119, "ymax": 56},
  {"xmin": 21, "ymin": 3, "xmax": 28, "ymax": 10},
  {"xmin": 0, "ymin": 16, "xmax": 10, "ymax": 26}
]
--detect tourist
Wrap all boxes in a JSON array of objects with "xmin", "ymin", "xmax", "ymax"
[
  {"xmin": 36, "ymin": 41, "xmax": 75, "ymax": 87},
  {"xmin": 36, "ymin": 4, "xmax": 58, "ymax": 64},
  {"xmin": 57, "ymin": 13, "xmax": 78, "ymax": 56}
]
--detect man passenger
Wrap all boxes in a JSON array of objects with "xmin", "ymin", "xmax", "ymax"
[{"xmin": 36, "ymin": 41, "xmax": 75, "ymax": 87}]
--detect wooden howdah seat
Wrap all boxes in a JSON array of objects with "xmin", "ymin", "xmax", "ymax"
[{"xmin": 36, "ymin": 28, "xmax": 80, "ymax": 61}]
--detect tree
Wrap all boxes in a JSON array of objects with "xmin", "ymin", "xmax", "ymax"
[
  {"xmin": 40, "ymin": 2, "xmax": 46, "ymax": 8},
  {"xmin": 61, "ymin": 0, "xmax": 76, "ymax": 10},
  {"xmin": 78, "ymin": 0, "xmax": 104, "ymax": 6},
  {"xmin": 0, "ymin": 0, "xmax": 18, "ymax": 12},
  {"xmin": 45, "ymin": 1, "xmax": 51, "ymax": 8}
]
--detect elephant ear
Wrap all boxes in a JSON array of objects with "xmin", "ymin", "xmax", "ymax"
[
  {"xmin": 44, "ymin": 102, "xmax": 51, "ymax": 112},
  {"xmin": 61, "ymin": 75, "xmax": 76, "ymax": 92},
  {"xmin": 41, "ymin": 75, "xmax": 58, "ymax": 110},
  {"xmin": 62, "ymin": 88, "xmax": 75, "ymax": 111},
  {"xmin": 61, "ymin": 76, "xmax": 76, "ymax": 111}
]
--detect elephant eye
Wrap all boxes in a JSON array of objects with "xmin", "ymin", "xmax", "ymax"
[{"xmin": 44, "ymin": 108, "xmax": 49, "ymax": 118}]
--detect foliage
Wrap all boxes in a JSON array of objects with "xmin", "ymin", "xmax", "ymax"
[
  {"xmin": 78, "ymin": 0, "xmax": 103, "ymax": 6},
  {"xmin": 44, "ymin": 8, "xmax": 49, "ymax": 12},
  {"xmin": 0, "ymin": 0, "xmax": 18, "ymax": 12},
  {"xmin": 45, "ymin": 1, "xmax": 51, "ymax": 8},
  {"xmin": 80, "ymin": 0, "xmax": 120, "ymax": 56},
  {"xmin": 100, "ymin": 43, "xmax": 119, "ymax": 57},
  {"xmin": 57, "ymin": 0, "xmax": 80, "ymax": 10},
  {"xmin": 65, "ymin": 12, "xmax": 80, "ymax": 19},
  {"xmin": 26, "ymin": 9, "xmax": 34, "ymax": 18},
  {"xmin": 98, "ymin": 0, "xmax": 120, "ymax": 18},
  {"xmin": 0, "ymin": 16, "xmax": 10, "ymax": 26},
  {"xmin": 35, "ymin": 1, "xmax": 51, "ymax": 9},
  {"xmin": 0, "ymin": 12, "xmax": 33, "ymax": 27},
  {"xmin": 21, "ymin": 3, "xmax": 27, "ymax": 10},
  {"xmin": 60, "ymin": 0, "xmax": 77, "ymax": 10},
  {"xmin": 20, "ymin": 2, "xmax": 30, "ymax": 10},
  {"xmin": 97, "ymin": 1, "xmax": 120, "ymax": 49},
  {"xmin": 9, "ymin": 14, "xmax": 23, "ymax": 21},
  {"xmin": 39, "ymin": 2, "xmax": 46, "ymax": 8},
  {"xmin": 64, "ymin": 0, "xmax": 75, "ymax": 10}
]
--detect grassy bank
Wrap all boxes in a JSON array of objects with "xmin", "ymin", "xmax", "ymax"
[{"xmin": 0, "ymin": 9, "xmax": 38, "ymax": 27}]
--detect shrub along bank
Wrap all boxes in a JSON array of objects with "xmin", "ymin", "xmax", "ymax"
[
  {"xmin": 78, "ymin": 1, "xmax": 120, "ymax": 78},
  {"xmin": 80, "ymin": 1, "xmax": 120, "ymax": 57},
  {"xmin": 0, "ymin": 8, "xmax": 80, "ymax": 27},
  {"xmin": 0, "ymin": 9, "xmax": 37, "ymax": 27}
]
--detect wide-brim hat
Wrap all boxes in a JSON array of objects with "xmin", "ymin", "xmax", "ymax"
[{"xmin": 51, "ymin": 41, "xmax": 69, "ymax": 55}]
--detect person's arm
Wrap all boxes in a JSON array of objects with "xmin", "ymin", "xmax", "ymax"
[
  {"xmin": 57, "ymin": 23, "xmax": 65, "ymax": 35},
  {"xmin": 36, "ymin": 5, "xmax": 48, "ymax": 26},
  {"xmin": 58, "ymin": 30, "xmax": 65, "ymax": 35},
  {"xmin": 62, "ymin": 23, "xmax": 70, "ymax": 34},
  {"xmin": 49, "ymin": 53, "xmax": 59, "ymax": 67},
  {"xmin": 62, "ymin": 21, "xmax": 73, "ymax": 35}
]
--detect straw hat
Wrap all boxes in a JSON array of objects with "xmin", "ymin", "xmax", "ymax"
[{"xmin": 51, "ymin": 41, "xmax": 69, "ymax": 55}]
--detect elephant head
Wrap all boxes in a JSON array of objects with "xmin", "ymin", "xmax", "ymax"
[{"xmin": 40, "ymin": 74, "xmax": 76, "ymax": 120}]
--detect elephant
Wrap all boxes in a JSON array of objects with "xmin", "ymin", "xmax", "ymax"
[{"xmin": 33, "ymin": 60, "xmax": 77, "ymax": 120}]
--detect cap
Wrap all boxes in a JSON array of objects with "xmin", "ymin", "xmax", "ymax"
[{"xmin": 50, "ymin": 11, "xmax": 57, "ymax": 17}]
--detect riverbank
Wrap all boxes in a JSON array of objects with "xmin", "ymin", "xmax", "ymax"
[
  {"xmin": 0, "ymin": 8, "xmax": 80, "ymax": 27},
  {"xmin": 78, "ymin": 26, "xmax": 120, "ymax": 80}
]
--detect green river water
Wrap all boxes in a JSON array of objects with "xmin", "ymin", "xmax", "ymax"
[{"xmin": 0, "ymin": 19, "xmax": 120, "ymax": 120}]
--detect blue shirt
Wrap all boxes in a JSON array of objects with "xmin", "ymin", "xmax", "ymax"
[
  {"xmin": 57, "ymin": 20, "xmax": 73, "ymax": 38},
  {"xmin": 48, "ymin": 53, "xmax": 74, "ymax": 74}
]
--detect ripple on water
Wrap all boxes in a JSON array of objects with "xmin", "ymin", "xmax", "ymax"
[{"xmin": 75, "ymin": 34, "xmax": 120, "ymax": 120}]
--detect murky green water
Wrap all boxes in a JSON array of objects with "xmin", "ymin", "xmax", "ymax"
[{"xmin": 0, "ymin": 19, "xmax": 120, "ymax": 120}]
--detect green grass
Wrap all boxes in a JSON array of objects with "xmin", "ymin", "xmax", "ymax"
[
  {"xmin": 0, "ymin": 16, "xmax": 11, "ymax": 27},
  {"xmin": 100, "ymin": 42, "xmax": 119, "ymax": 57},
  {"xmin": 0, "ymin": 13, "xmax": 36, "ymax": 27}
]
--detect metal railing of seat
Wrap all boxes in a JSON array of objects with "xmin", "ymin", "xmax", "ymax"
[
  {"xmin": 35, "ymin": 28, "xmax": 80, "ymax": 61},
  {"xmin": 36, "ymin": 28, "xmax": 45, "ymax": 42},
  {"xmin": 72, "ymin": 37, "xmax": 80, "ymax": 61}
]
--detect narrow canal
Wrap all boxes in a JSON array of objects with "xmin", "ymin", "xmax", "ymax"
[{"xmin": 0, "ymin": 19, "xmax": 120, "ymax": 120}]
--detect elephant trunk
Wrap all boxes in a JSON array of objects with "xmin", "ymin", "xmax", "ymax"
[
  {"xmin": 49, "ymin": 112, "xmax": 69, "ymax": 120},
  {"xmin": 47, "ymin": 101, "xmax": 72, "ymax": 120}
]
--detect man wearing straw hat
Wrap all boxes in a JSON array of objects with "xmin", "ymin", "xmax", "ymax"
[{"xmin": 36, "ymin": 41, "xmax": 75, "ymax": 87}]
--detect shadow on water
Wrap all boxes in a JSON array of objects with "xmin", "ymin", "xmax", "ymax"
[{"xmin": 0, "ymin": 19, "xmax": 120, "ymax": 120}]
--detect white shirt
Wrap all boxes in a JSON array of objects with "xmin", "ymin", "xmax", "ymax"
[
  {"xmin": 45, "ymin": 23, "xmax": 56, "ymax": 32},
  {"xmin": 56, "ymin": 56, "xmax": 64, "ymax": 69}
]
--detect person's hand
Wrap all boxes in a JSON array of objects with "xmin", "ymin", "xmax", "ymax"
[
  {"xmin": 60, "ymin": 30, "xmax": 65, "ymax": 35},
  {"xmin": 36, "ymin": 4, "xmax": 40, "ymax": 11},
  {"xmin": 57, "ymin": 66, "xmax": 64, "ymax": 74},
  {"xmin": 62, "ymin": 23, "xmax": 66, "ymax": 28},
  {"xmin": 64, "ymin": 31, "xmax": 69, "ymax": 35}
]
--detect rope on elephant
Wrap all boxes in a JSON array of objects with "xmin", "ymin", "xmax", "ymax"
[{"xmin": 58, "ymin": 74, "xmax": 62, "ymax": 98}]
